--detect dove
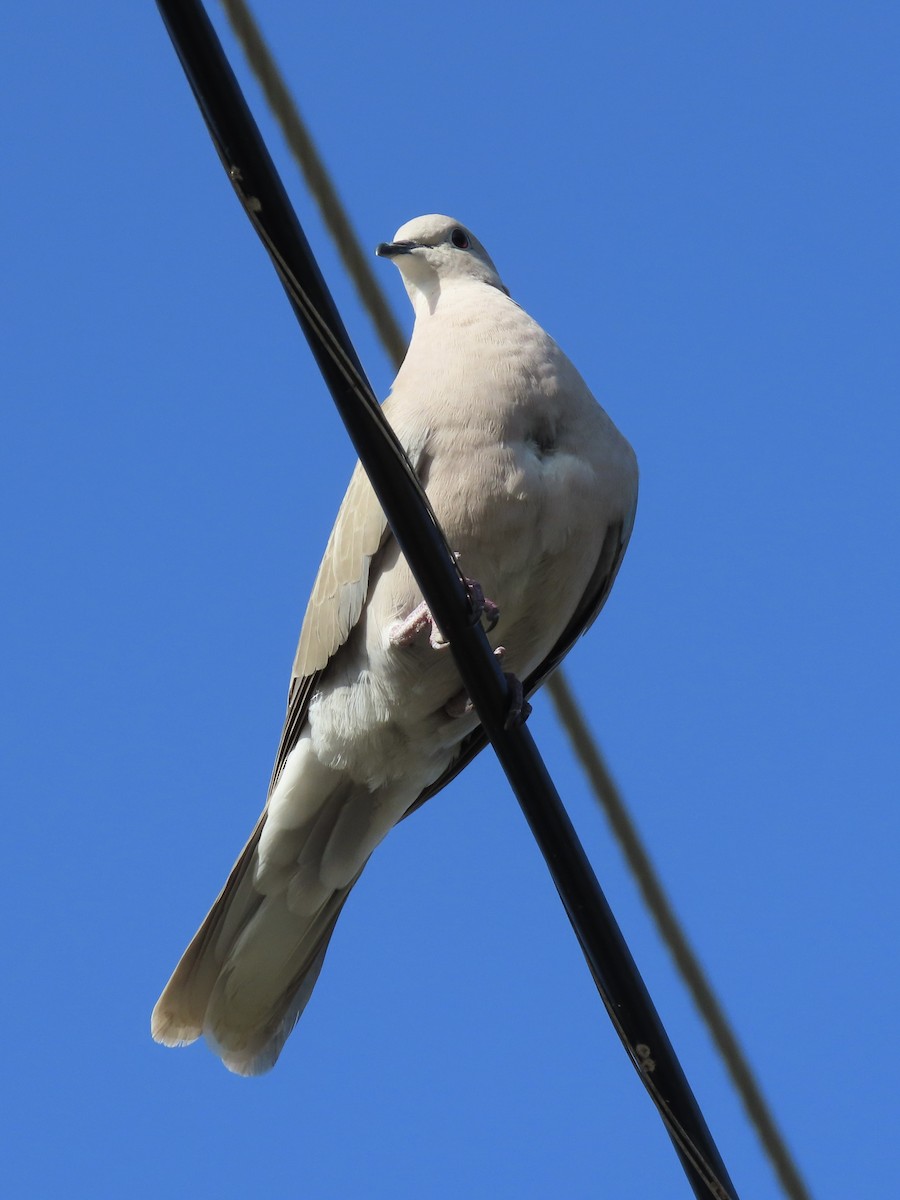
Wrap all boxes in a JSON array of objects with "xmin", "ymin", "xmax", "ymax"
[{"xmin": 151, "ymin": 213, "xmax": 639, "ymax": 1075}]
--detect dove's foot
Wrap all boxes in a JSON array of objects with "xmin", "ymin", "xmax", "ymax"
[
  {"xmin": 463, "ymin": 579, "xmax": 501, "ymax": 633},
  {"xmin": 444, "ymin": 646, "xmax": 506, "ymax": 716},
  {"xmin": 501, "ymin": 672, "xmax": 532, "ymax": 729},
  {"xmin": 388, "ymin": 578, "xmax": 500, "ymax": 651},
  {"xmin": 389, "ymin": 600, "xmax": 440, "ymax": 649},
  {"xmin": 444, "ymin": 649, "xmax": 532, "ymax": 729}
]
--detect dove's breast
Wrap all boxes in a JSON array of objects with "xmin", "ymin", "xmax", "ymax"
[
  {"xmin": 307, "ymin": 283, "xmax": 637, "ymax": 793},
  {"xmin": 401, "ymin": 290, "xmax": 636, "ymax": 667}
]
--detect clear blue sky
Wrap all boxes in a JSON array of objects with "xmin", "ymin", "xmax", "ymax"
[{"xmin": 3, "ymin": 3, "xmax": 897, "ymax": 1197}]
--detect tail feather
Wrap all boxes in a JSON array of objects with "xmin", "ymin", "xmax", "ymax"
[
  {"xmin": 151, "ymin": 813, "xmax": 267, "ymax": 1049},
  {"xmin": 204, "ymin": 888, "xmax": 352, "ymax": 1076},
  {"xmin": 151, "ymin": 803, "xmax": 362, "ymax": 1074},
  {"xmin": 151, "ymin": 747, "xmax": 417, "ymax": 1073}
]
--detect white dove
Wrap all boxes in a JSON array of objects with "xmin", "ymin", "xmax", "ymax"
[{"xmin": 151, "ymin": 214, "xmax": 639, "ymax": 1075}]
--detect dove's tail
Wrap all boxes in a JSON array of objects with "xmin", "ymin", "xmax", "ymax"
[
  {"xmin": 150, "ymin": 803, "xmax": 363, "ymax": 1076},
  {"xmin": 152, "ymin": 716, "xmax": 428, "ymax": 1075}
]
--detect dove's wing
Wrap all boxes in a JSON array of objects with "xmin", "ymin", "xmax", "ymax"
[
  {"xmin": 267, "ymin": 422, "xmax": 430, "ymax": 795},
  {"xmin": 264, "ymin": 462, "xmax": 388, "ymax": 798},
  {"xmin": 292, "ymin": 461, "xmax": 391, "ymax": 680},
  {"xmin": 531, "ymin": 510, "xmax": 636, "ymax": 684}
]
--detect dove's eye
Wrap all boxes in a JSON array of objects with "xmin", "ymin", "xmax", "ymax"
[{"xmin": 450, "ymin": 228, "xmax": 470, "ymax": 250}]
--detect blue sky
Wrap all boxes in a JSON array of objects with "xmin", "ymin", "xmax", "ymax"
[{"xmin": 3, "ymin": 2, "xmax": 898, "ymax": 1197}]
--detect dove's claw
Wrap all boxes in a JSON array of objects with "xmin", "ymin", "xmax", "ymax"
[
  {"xmin": 443, "ymin": 692, "xmax": 474, "ymax": 719},
  {"xmin": 502, "ymin": 672, "xmax": 531, "ymax": 729},
  {"xmin": 389, "ymin": 575, "xmax": 500, "ymax": 651},
  {"xmin": 444, "ymin": 647, "xmax": 507, "ymax": 718},
  {"xmin": 463, "ymin": 578, "xmax": 501, "ymax": 632},
  {"xmin": 444, "ymin": 649, "xmax": 529, "ymax": 726}
]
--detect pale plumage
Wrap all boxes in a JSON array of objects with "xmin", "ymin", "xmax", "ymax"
[{"xmin": 151, "ymin": 214, "xmax": 639, "ymax": 1074}]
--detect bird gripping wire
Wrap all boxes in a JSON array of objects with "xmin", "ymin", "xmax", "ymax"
[{"xmin": 155, "ymin": 3, "xmax": 738, "ymax": 1195}]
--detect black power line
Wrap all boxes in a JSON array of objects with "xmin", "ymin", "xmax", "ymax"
[
  {"xmin": 211, "ymin": 10, "xmax": 810, "ymax": 1196},
  {"xmin": 154, "ymin": 3, "xmax": 739, "ymax": 1196}
]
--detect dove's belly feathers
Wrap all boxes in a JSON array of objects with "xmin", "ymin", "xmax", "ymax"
[{"xmin": 305, "ymin": 283, "xmax": 636, "ymax": 796}]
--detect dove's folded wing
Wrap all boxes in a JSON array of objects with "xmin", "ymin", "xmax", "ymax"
[{"xmin": 269, "ymin": 426, "xmax": 429, "ymax": 795}]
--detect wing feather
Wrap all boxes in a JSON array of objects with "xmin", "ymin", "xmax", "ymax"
[
  {"xmin": 269, "ymin": 431, "xmax": 430, "ymax": 796},
  {"xmin": 292, "ymin": 460, "xmax": 390, "ymax": 680}
]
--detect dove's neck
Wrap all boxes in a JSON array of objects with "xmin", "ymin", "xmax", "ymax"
[{"xmin": 404, "ymin": 273, "xmax": 511, "ymax": 321}]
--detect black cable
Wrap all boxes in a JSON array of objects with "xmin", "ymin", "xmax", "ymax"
[
  {"xmin": 210, "ymin": 12, "xmax": 809, "ymax": 1194},
  {"xmin": 548, "ymin": 674, "xmax": 812, "ymax": 1200},
  {"xmin": 154, "ymin": 3, "xmax": 739, "ymax": 1196},
  {"xmin": 218, "ymin": 0, "xmax": 408, "ymax": 368}
]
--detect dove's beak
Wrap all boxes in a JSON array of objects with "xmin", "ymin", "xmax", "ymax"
[{"xmin": 375, "ymin": 240, "xmax": 416, "ymax": 258}]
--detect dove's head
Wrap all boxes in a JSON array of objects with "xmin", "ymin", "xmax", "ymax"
[{"xmin": 376, "ymin": 215, "xmax": 508, "ymax": 313}]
